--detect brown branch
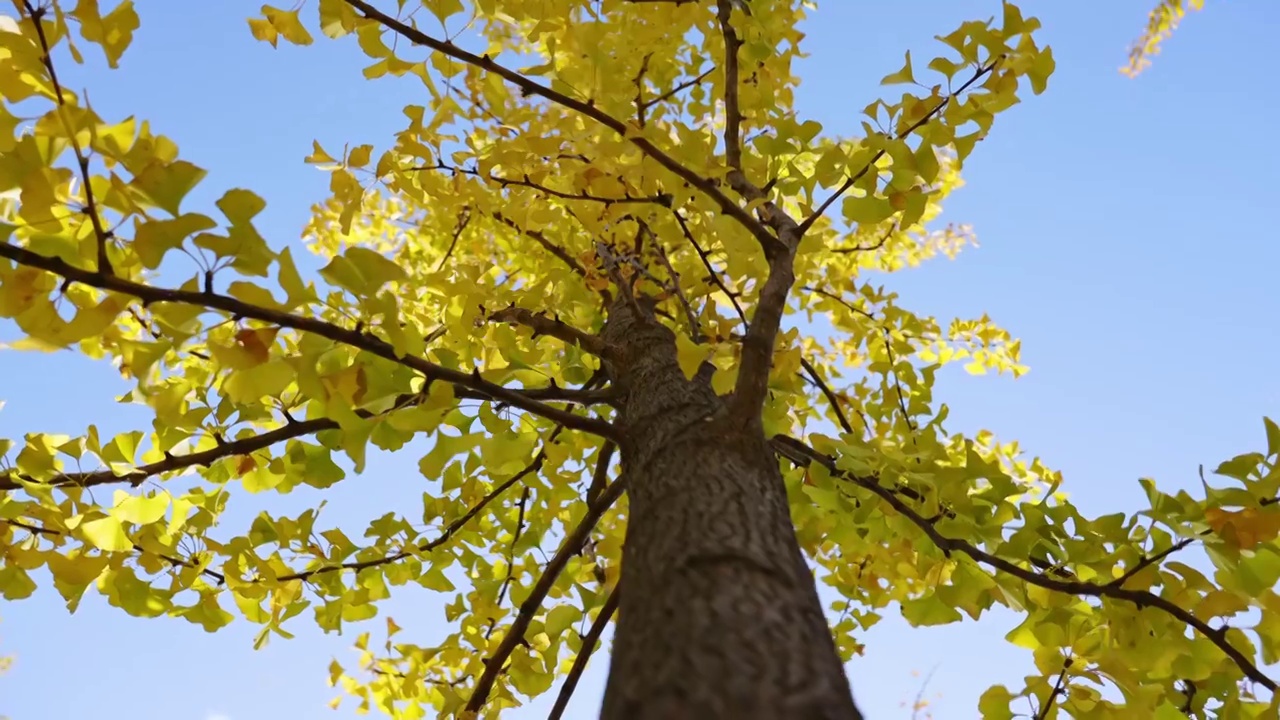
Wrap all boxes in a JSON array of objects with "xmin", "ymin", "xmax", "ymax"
[
  {"xmin": 0, "ymin": 381, "xmax": 603, "ymax": 494},
  {"xmin": 728, "ymin": 252, "xmax": 795, "ymax": 424},
  {"xmin": 671, "ymin": 208, "xmax": 746, "ymax": 327},
  {"xmin": 715, "ymin": 0, "xmax": 745, "ymax": 176},
  {"xmin": 0, "ymin": 417, "xmax": 337, "ymax": 492},
  {"xmin": 799, "ymin": 357, "xmax": 855, "ymax": 436},
  {"xmin": 20, "ymin": 1, "xmax": 114, "ymax": 275},
  {"xmin": 798, "ymin": 57, "xmax": 1002, "ymax": 236},
  {"xmin": 832, "ymin": 224, "xmax": 896, "ymax": 254},
  {"xmin": 465, "ymin": 475, "xmax": 629, "ymax": 714},
  {"xmin": 769, "ymin": 434, "xmax": 940, "ymax": 514},
  {"xmin": 488, "ymin": 484, "xmax": 532, "ymax": 640},
  {"xmin": 801, "ymin": 285, "xmax": 877, "ymax": 322},
  {"xmin": 491, "ymin": 212, "xmax": 590, "ymax": 279},
  {"xmin": 584, "ymin": 441, "xmax": 616, "ymax": 508},
  {"xmin": 632, "ymin": 53, "xmax": 653, "ymax": 126},
  {"xmin": 342, "ymin": 0, "xmax": 777, "ymax": 251},
  {"xmin": 651, "ymin": 237, "xmax": 702, "ymax": 343},
  {"xmin": 277, "ymin": 445, "xmax": 551, "ymax": 584},
  {"xmin": 415, "ymin": 162, "xmax": 673, "ymax": 207},
  {"xmin": 487, "ymin": 305, "xmax": 611, "ymax": 358},
  {"xmin": 878, "ymin": 326, "xmax": 917, "ymax": 432},
  {"xmin": 436, "ymin": 206, "xmax": 472, "ymax": 270},
  {"xmin": 0, "ymin": 242, "xmax": 621, "ymax": 441},
  {"xmin": 1, "ymin": 517, "xmax": 227, "ymax": 584},
  {"xmin": 1107, "ymin": 536, "xmax": 1195, "ymax": 588},
  {"xmin": 1035, "ymin": 660, "xmax": 1072, "ymax": 720},
  {"xmin": 547, "ymin": 582, "xmax": 621, "ymax": 720},
  {"xmin": 639, "ymin": 68, "xmax": 715, "ymax": 114},
  {"xmin": 787, "ymin": 436, "xmax": 1279, "ymax": 693}
]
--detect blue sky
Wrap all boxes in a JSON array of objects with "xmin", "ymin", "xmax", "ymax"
[{"xmin": 2, "ymin": 1, "xmax": 1279, "ymax": 719}]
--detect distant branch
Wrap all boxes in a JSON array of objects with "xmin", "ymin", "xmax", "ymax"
[
  {"xmin": 492, "ymin": 212, "xmax": 595, "ymax": 282},
  {"xmin": 19, "ymin": 0, "xmax": 113, "ymax": 275},
  {"xmin": 344, "ymin": 0, "xmax": 777, "ymax": 251},
  {"xmin": 799, "ymin": 358, "xmax": 855, "ymax": 436},
  {"xmin": 465, "ymin": 476, "xmax": 629, "ymax": 714},
  {"xmin": 671, "ymin": 208, "xmax": 746, "ymax": 327},
  {"xmin": 414, "ymin": 162, "xmax": 673, "ymax": 207},
  {"xmin": 0, "ymin": 243, "xmax": 620, "ymax": 441},
  {"xmin": 798, "ymin": 58, "xmax": 1001, "ymax": 235},
  {"xmin": 637, "ymin": 67, "xmax": 715, "ymax": 118},
  {"xmin": 0, "ymin": 517, "xmax": 227, "ymax": 584},
  {"xmin": 547, "ymin": 583, "xmax": 621, "ymax": 720},
  {"xmin": 276, "ymin": 444, "xmax": 553, "ymax": 584}
]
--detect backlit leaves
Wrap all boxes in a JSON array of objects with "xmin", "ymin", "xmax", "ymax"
[{"xmin": 1, "ymin": 1, "xmax": 1274, "ymax": 719}]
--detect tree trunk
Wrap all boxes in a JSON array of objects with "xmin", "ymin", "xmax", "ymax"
[{"xmin": 598, "ymin": 297, "xmax": 864, "ymax": 720}]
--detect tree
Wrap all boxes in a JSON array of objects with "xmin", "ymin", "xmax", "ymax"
[{"xmin": 0, "ymin": 1, "xmax": 1276, "ymax": 719}]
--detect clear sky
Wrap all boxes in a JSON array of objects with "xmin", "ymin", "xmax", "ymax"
[{"xmin": 2, "ymin": 1, "xmax": 1278, "ymax": 719}]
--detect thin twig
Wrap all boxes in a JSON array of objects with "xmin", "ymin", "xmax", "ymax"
[
  {"xmin": 20, "ymin": 0, "xmax": 114, "ymax": 275},
  {"xmin": 1034, "ymin": 660, "xmax": 1071, "ymax": 720},
  {"xmin": 799, "ymin": 357, "xmax": 855, "ymax": 436},
  {"xmin": 799, "ymin": 57, "xmax": 1002, "ymax": 235},
  {"xmin": 464, "ymin": 476, "xmax": 629, "ymax": 714},
  {"xmin": 547, "ymin": 583, "xmax": 621, "ymax": 720},
  {"xmin": 671, "ymin": 208, "xmax": 746, "ymax": 326}
]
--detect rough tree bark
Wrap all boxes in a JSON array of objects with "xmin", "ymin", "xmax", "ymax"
[{"xmin": 596, "ymin": 294, "xmax": 864, "ymax": 720}]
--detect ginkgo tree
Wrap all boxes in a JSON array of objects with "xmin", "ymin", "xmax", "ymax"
[{"xmin": 0, "ymin": 1, "xmax": 1276, "ymax": 719}]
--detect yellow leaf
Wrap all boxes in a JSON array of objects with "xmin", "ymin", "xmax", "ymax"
[
  {"xmin": 81, "ymin": 516, "xmax": 132, "ymax": 552},
  {"xmin": 75, "ymin": 0, "xmax": 140, "ymax": 69},
  {"xmin": 880, "ymin": 51, "xmax": 915, "ymax": 86},
  {"xmin": 1205, "ymin": 506, "xmax": 1280, "ymax": 550},
  {"xmin": 247, "ymin": 16, "xmax": 279, "ymax": 47},
  {"xmin": 262, "ymin": 5, "xmax": 314, "ymax": 45},
  {"xmin": 674, "ymin": 333, "xmax": 709, "ymax": 381},
  {"xmin": 111, "ymin": 492, "xmax": 170, "ymax": 525}
]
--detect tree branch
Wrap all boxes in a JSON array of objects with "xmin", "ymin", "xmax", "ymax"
[
  {"xmin": 799, "ymin": 357, "xmax": 855, "ymax": 436},
  {"xmin": 671, "ymin": 208, "xmax": 746, "ymax": 327},
  {"xmin": 728, "ymin": 253, "xmax": 795, "ymax": 425},
  {"xmin": 547, "ymin": 582, "xmax": 621, "ymax": 720},
  {"xmin": 488, "ymin": 305, "xmax": 612, "ymax": 358},
  {"xmin": 798, "ymin": 58, "xmax": 1002, "ymax": 236},
  {"xmin": 19, "ymin": 1, "xmax": 113, "ymax": 275},
  {"xmin": 342, "ymin": 0, "xmax": 777, "ymax": 251},
  {"xmin": 715, "ymin": 0, "xmax": 745, "ymax": 176},
  {"xmin": 1034, "ymin": 660, "xmax": 1071, "ymax": 720},
  {"xmin": 0, "ymin": 242, "xmax": 621, "ymax": 441},
  {"xmin": 465, "ymin": 475, "xmax": 629, "ymax": 714},
  {"xmin": 786, "ymin": 436, "xmax": 1279, "ymax": 693},
  {"xmin": 276, "ymin": 444, "xmax": 552, "ymax": 585},
  {"xmin": 0, "ymin": 517, "xmax": 228, "ymax": 584},
  {"xmin": 414, "ymin": 162, "xmax": 673, "ymax": 207},
  {"xmin": 0, "ymin": 417, "xmax": 338, "ymax": 492}
]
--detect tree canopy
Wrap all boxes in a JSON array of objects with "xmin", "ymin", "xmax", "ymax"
[{"xmin": 0, "ymin": 1, "xmax": 1276, "ymax": 719}]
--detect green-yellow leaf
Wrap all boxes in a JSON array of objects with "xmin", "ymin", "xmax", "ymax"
[{"xmin": 81, "ymin": 516, "xmax": 133, "ymax": 552}]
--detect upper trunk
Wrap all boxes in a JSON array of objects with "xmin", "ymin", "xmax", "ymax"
[{"xmin": 597, "ymin": 297, "xmax": 863, "ymax": 720}]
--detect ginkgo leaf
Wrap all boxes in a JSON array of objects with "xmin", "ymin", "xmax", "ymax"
[
  {"xmin": 111, "ymin": 493, "xmax": 169, "ymax": 525},
  {"xmin": 881, "ymin": 51, "xmax": 916, "ymax": 86},
  {"xmin": 675, "ymin": 333, "xmax": 709, "ymax": 380},
  {"xmin": 81, "ymin": 516, "xmax": 132, "ymax": 552}
]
